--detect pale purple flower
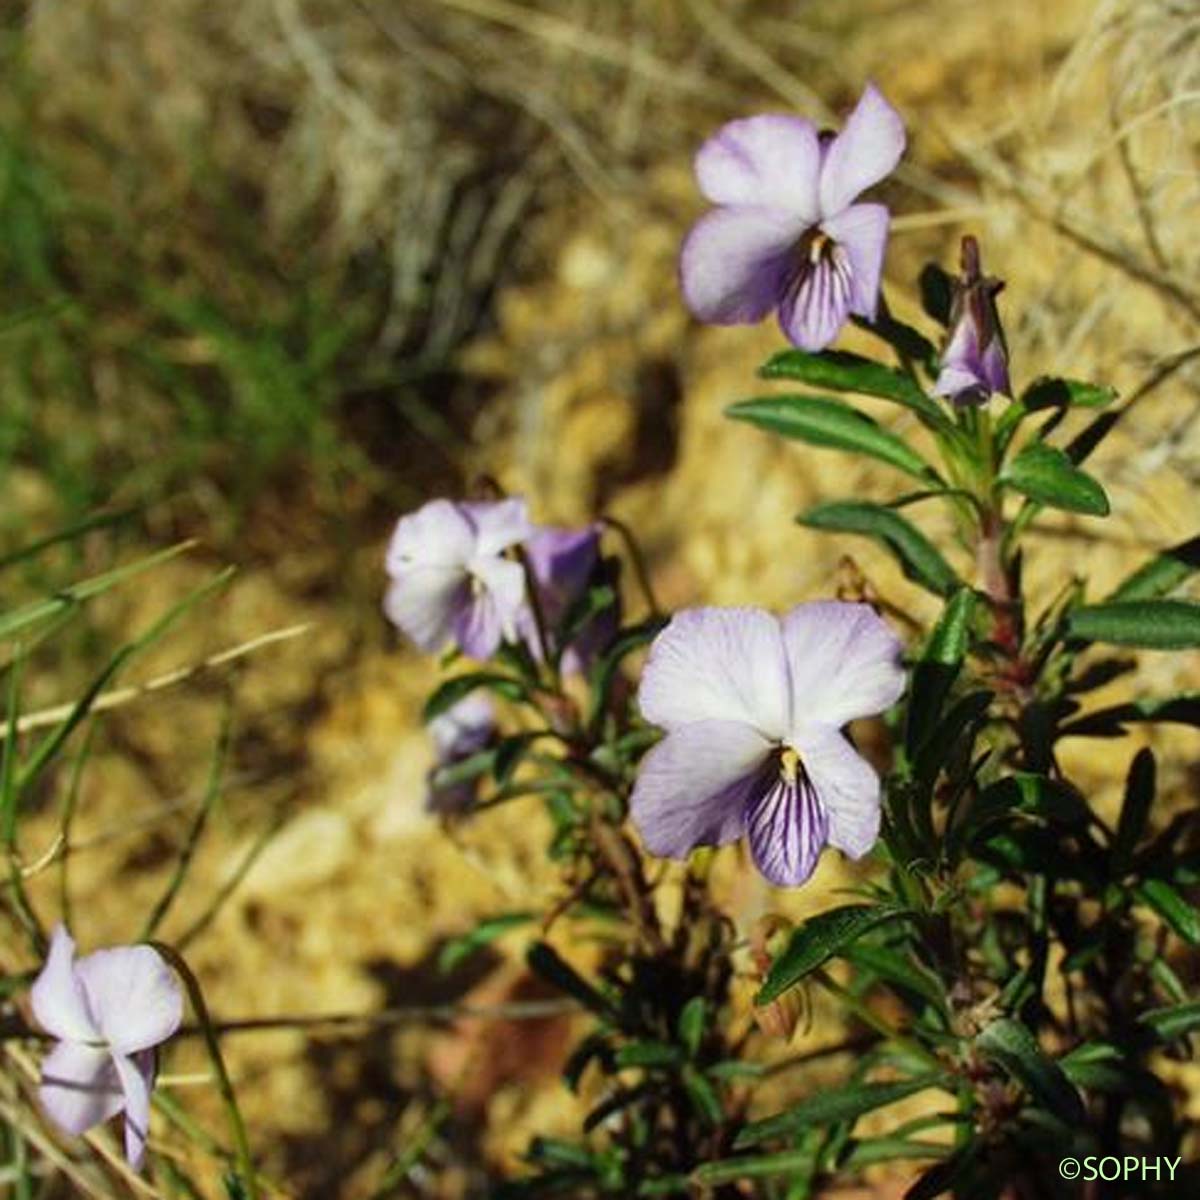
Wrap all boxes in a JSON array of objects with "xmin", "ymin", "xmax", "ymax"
[
  {"xmin": 31, "ymin": 924, "xmax": 182, "ymax": 1169},
  {"xmin": 520, "ymin": 524, "xmax": 617, "ymax": 674},
  {"xmin": 630, "ymin": 602, "xmax": 905, "ymax": 887},
  {"xmin": 933, "ymin": 235, "xmax": 1011, "ymax": 407},
  {"xmin": 680, "ymin": 84, "xmax": 906, "ymax": 352},
  {"xmin": 384, "ymin": 497, "xmax": 533, "ymax": 661},
  {"xmin": 426, "ymin": 692, "xmax": 496, "ymax": 814}
]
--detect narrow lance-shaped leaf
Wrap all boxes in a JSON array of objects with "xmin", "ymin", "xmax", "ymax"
[
  {"xmin": 756, "ymin": 905, "xmax": 911, "ymax": 1005},
  {"xmin": 758, "ymin": 348, "xmax": 951, "ymax": 431},
  {"xmin": 734, "ymin": 1074, "xmax": 947, "ymax": 1149},
  {"xmin": 799, "ymin": 502, "xmax": 959, "ymax": 598},
  {"xmin": 1112, "ymin": 749, "xmax": 1154, "ymax": 873},
  {"xmin": 1106, "ymin": 535, "xmax": 1200, "ymax": 602},
  {"xmin": 1021, "ymin": 377, "xmax": 1118, "ymax": 411},
  {"xmin": 1140, "ymin": 1001, "xmax": 1200, "ymax": 1042},
  {"xmin": 1000, "ymin": 441, "xmax": 1110, "ymax": 517},
  {"xmin": 1067, "ymin": 600, "xmax": 1200, "ymax": 650},
  {"xmin": 975, "ymin": 1018, "xmax": 1085, "ymax": 1124},
  {"xmin": 1134, "ymin": 879, "xmax": 1200, "ymax": 945},
  {"xmin": 423, "ymin": 672, "xmax": 527, "ymax": 723},
  {"xmin": 906, "ymin": 588, "xmax": 977, "ymax": 755},
  {"xmin": 727, "ymin": 394, "xmax": 941, "ymax": 483}
]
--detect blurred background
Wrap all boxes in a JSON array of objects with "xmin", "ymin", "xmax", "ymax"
[{"xmin": 1, "ymin": 0, "xmax": 1197, "ymax": 1195}]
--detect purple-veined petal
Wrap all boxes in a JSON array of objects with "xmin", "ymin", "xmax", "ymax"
[
  {"xmin": 680, "ymin": 205, "xmax": 806, "ymax": 327},
  {"xmin": 454, "ymin": 555, "xmax": 527, "ymax": 659},
  {"xmin": 638, "ymin": 607, "xmax": 790, "ymax": 737},
  {"xmin": 385, "ymin": 499, "xmax": 475, "ymax": 574},
  {"xmin": 39, "ymin": 1041, "xmax": 123, "ymax": 1137},
  {"xmin": 695, "ymin": 115, "xmax": 822, "ymax": 220},
  {"xmin": 383, "ymin": 568, "xmax": 469, "ymax": 652},
  {"xmin": 111, "ymin": 1051, "xmax": 153, "ymax": 1169},
  {"xmin": 780, "ymin": 601, "xmax": 905, "ymax": 730},
  {"xmin": 462, "ymin": 498, "xmax": 534, "ymax": 557},
  {"xmin": 452, "ymin": 592, "xmax": 503, "ymax": 661},
  {"xmin": 821, "ymin": 202, "xmax": 889, "ymax": 320},
  {"xmin": 818, "ymin": 83, "xmax": 906, "ymax": 218},
  {"xmin": 745, "ymin": 768, "xmax": 829, "ymax": 887},
  {"xmin": 30, "ymin": 925, "xmax": 98, "ymax": 1043},
  {"xmin": 75, "ymin": 946, "xmax": 182, "ymax": 1055},
  {"xmin": 777, "ymin": 246, "xmax": 855, "ymax": 352},
  {"xmin": 630, "ymin": 720, "xmax": 772, "ymax": 859},
  {"xmin": 793, "ymin": 724, "xmax": 882, "ymax": 858}
]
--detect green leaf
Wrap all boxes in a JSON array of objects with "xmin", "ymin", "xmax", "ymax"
[
  {"xmin": 799, "ymin": 502, "xmax": 959, "ymax": 597},
  {"xmin": 614, "ymin": 1041, "xmax": 683, "ymax": 1070},
  {"xmin": 758, "ymin": 348, "xmax": 950, "ymax": 430},
  {"xmin": 1140, "ymin": 1001, "xmax": 1200, "ymax": 1042},
  {"xmin": 974, "ymin": 1018, "xmax": 1084, "ymax": 1124},
  {"xmin": 677, "ymin": 996, "xmax": 707, "ymax": 1058},
  {"xmin": 1067, "ymin": 600, "xmax": 1200, "ymax": 649},
  {"xmin": 423, "ymin": 672, "xmax": 527, "ymax": 723},
  {"xmin": 1113, "ymin": 749, "xmax": 1154, "ymax": 872},
  {"xmin": 953, "ymin": 773, "xmax": 1092, "ymax": 857},
  {"xmin": 841, "ymin": 1138, "xmax": 950, "ymax": 1169},
  {"xmin": 681, "ymin": 1064, "xmax": 724, "ymax": 1127},
  {"xmin": 437, "ymin": 912, "xmax": 534, "ymax": 974},
  {"xmin": 691, "ymin": 1149, "xmax": 819, "ymax": 1186},
  {"xmin": 757, "ymin": 905, "xmax": 911, "ymax": 1005},
  {"xmin": 1107, "ymin": 535, "xmax": 1200, "ymax": 602},
  {"xmin": 1058, "ymin": 692, "xmax": 1200, "ymax": 737},
  {"xmin": 906, "ymin": 588, "xmax": 977, "ymax": 755},
  {"xmin": 1134, "ymin": 879, "xmax": 1200, "ymax": 944},
  {"xmin": 0, "ymin": 541, "xmax": 196, "ymax": 641},
  {"xmin": 1020, "ymin": 377, "xmax": 1118, "ymax": 411},
  {"xmin": 845, "ymin": 944, "xmax": 948, "ymax": 1015},
  {"xmin": 734, "ymin": 1075, "xmax": 946, "ymax": 1149},
  {"xmin": 526, "ymin": 943, "xmax": 615, "ymax": 1020},
  {"xmin": 852, "ymin": 310, "xmax": 939, "ymax": 378},
  {"xmin": 727, "ymin": 394, "xmax": 939, "ymax": 482},
  {"xmin": 1000, "ymin": 442, "xmax": 1110, "ymax": 516}
]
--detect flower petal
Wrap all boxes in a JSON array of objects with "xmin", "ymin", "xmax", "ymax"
[
  {"xmin": 75, "ymin": 946, "xmax": 182, "ymax": 1055},
  {"xmin": 524, "ymin": 525, "xmax": 600, "ymax": 625},
  {"xmin": 695, "ymin": 115, "xmax": 822, "ymax": 220},
  {"xmin": 383, "ymin": 567, "xmax": 468, "ymax": 652},
  {"xmin": 821, "ymin": 202, "xmax": 889, "ymax": 320},
  {"xmin": 680, "ymin": 206, "xmax": 806, "ymax": 327},
  {"xmin": 453, "ymin": 555, "xmax": 527, "ymax": 659},
  {"xmin": 745, "ymin": 771, "xmax": 829, "ymax": 887},
  {"xmin": 30, "ymin": 925, "xmax": 98, "ymax": 1043},
  {"xmin": 794, "ymin": 724, "xmax": 882, "ymax": 858},
  {"xmin": 638, "ymin": 607, "xmax": 790, "ymax": 737},
  {"xmin": 385, "ymin": 499, "xmax": 475, "ymax": 573},
  {"xmin": 777, "ymin": 247, "xmax": 855, "ymax": 351},
  {"xmin": 780, "ymin": 601, "xmax": 905, "ymax": 730},
  {"xmin": 630, "ymin": 720, "xmax": 771, "ymax": 858},
  {"xmin": 818, "ymin": 83, "xmax": 906, "ymax": 217},
  {"xmin": 112, "ymin": 1051, "xmax": 154, "ymax": 1169},
  {"xmin": 462, "ymin": 498, "xmax": 534, "ymax": 557},
  {"xmin": 39, "ymin": 1041, "xmax": 123, "ymax": 1137}
]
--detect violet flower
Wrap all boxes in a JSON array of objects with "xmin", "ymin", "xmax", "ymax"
[
  {"xmin": 933, "ymin": 235, "xmax": 1011, "ymax": 407},
  {"xmin": 520, "ymin": 524, "xmax": 616, "ymax": 674},
  {"xmin": 680, "ymin": 84, "xmax": 906, "ymax": 352},
  {"xmin": 426, "ymin": 691, "xmax": 496, "ymax": 814},
  {"xmin": 384, "ymin": 497, "xmax": 533, "ymax": 661},
  {"xmin": 630, "ymin": 602, "xmax": 905, "ymax": 887},
  {"xmin": 31, "ymin": 924, "xmax": 183, "ymax": 1169}
]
